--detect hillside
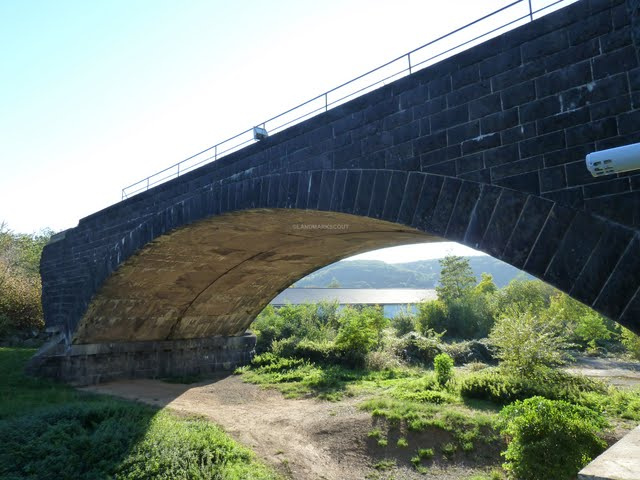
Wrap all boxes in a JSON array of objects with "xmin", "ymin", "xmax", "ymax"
[{"xmin": 294, "ymin": 256, "xmax": 531, "ymax": 289}]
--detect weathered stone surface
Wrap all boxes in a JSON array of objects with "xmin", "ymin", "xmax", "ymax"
[
  {"xmin": 579, "ymin": 426, "xmax": 640, "ymax": 480},
  {"xmin": 34, "ymin": 0, "xmax": 640, "ymax": 383},
  {"xmin": 26, "ymin": 334, "xmax": 257, "ymax": 386}
]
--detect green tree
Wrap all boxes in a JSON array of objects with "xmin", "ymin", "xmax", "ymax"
[
  {"xmin": 490, "ymin": 279, "xmax": 556, "ymax": 318},
  {"xmin": 0, "ymin": 223, "xmax": 52, "ymax": 335},
  {"xmin": 474, "ymin": 273, "xmax": 497, "ymax": 296},
  {"xmin": 436, "ymin": 255, "xmax": 475, "ymax": 304},
  {"xmin": 489, "ymin": 311, "xmax": 571, "ymax": 377}
]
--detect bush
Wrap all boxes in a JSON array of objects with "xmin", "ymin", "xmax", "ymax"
[
  {"xmin": 489, "ymin": 311, "xmax": 571, "ymax": 377},
  {"xmin": 445, "ymin": 293, "xmax": 494, "ymax": 339},
  {"xmin": 442, "ymin": 339, "xmax": 495, "ymax": 365},
  {"xmin": 335, "ymin": 307, "xmax": 378, "ymax": 359},
  {"xmin": 251, "ymin": 302, "xmax": 340, "ymax": 353},
  {"xmin": 293, "ymin": 339, "xmax": 345, "ymax": 365},
  {"xmin": 416, "ymin": 300, "xmax": 448, "ymax": 336},
  {"xmin": 0, "ymin": 266, "xmax": 43, "ymax": 332},
  {"xmin": 460, "ymin": 368, "xmax": 606, "ymax": 405},
  {"xmin": 499, "ymin": 397, "xmax": 607, "ymax": 480},
  {"xmin": 364, "ymin": 350, "xmax": 403, "ymax": 371},
  {"xmin": 394, "ymin": 332, "xmax": 444, "ymax": 365},
  {"xmin": 434, "ymin": 353, "xmax": 454, "ymax": 387},
  {"xmin": 391, "ymin": 308, "xmax": 416, "ymax": 336},
  {"xmin": 621, "ymin": 327, "xmax": 640, "ymax": 360}
]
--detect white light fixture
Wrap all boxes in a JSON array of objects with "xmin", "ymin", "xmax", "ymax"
[
  {"xmin": 253, "ymin": 126, "xmax": 268, "ymax": 140},
  {"xmin": 586, "ymin": 142, "xmax": 640, "ymax": 177}
]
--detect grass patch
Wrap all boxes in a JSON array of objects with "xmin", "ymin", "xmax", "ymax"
[
  {"xmin": 238, "ymin": 352, "xmax": 417, "ymax": 400},
  {"xmin": 396, "ymin": 437, "xmax": 408, "ymax": 448},
  {"xmin": 0, "ymin": 347, "xmax": 280, "ymax": 479},
  {"xmin": 238, "ymin": 350, "xmax": 639, "ymax": 477},
  {"xmin": 372, "ymin": 459, "xmax": 395, "ymax": 471}
]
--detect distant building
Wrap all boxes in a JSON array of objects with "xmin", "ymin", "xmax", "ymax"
[{"xmin": 269, "ymin": 288, "xmax": 437, "ymax": 318}]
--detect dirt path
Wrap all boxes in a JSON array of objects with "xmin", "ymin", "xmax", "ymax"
[
  {"xmin": 565, "ymin": 356, "xmax": 640, "ymax": 389},
  {"xmin": 82, "ymin": 376, "xmax": 480, "ymax": 480},
  {"xmin": 81, "ymin": 357, "xmax": 640, "ymax": 479}
]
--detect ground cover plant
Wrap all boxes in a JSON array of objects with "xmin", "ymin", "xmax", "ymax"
[
  {"xmin": 0, "ymin": 348, "xmax": 280, "ymax": 480},
  {"xmin": 242, "ymin": 256, "xmax": 640, "ymax": 478}
]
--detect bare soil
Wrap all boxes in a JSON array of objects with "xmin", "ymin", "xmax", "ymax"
[
  {"xmin": 81, "ymin": 356, "xmax": 640, "ymax": 480},
  {"xmin": 82, "ymin": 376, "xmax": 496, "ymax": 480}
]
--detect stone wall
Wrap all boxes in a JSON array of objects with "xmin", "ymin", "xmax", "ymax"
[
  {"xmin": 26, "ymin": 334, "xmax": 256, "ymax": 386},
  {"xmin": 40, "ymin": 0, "xmax": 640, "ymax": 351}
]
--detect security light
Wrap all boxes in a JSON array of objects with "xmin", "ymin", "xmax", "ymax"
[
  {"xmin": 586, "ymin": 142, "xmax": 640, "ymax": 177},
  {"xmin": 253, "ymin": 126, "xmax": 268, "ymax": 140}
]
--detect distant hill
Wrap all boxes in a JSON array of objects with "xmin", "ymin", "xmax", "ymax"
[{"xmin": 294, "ymin": 257, "xmax": 532, "ymax": 289}]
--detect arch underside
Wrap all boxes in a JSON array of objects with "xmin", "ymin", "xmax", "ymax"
[
  {"xmin": 73, "ymin": 166, "xmax": 640, "ymax": 343},
  {"xmin": 74, "ymin": 209, "xmax": 440, "ymax": 343}
]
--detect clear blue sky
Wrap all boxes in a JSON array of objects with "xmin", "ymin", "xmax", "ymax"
[{"xmin": 0, "ymin": 0, "xmax": 572, "ymax": 260}]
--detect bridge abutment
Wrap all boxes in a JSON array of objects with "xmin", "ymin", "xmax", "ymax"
[{"xmin": 25, "ymin": 333, "xmax": 256, "ymax": 386}]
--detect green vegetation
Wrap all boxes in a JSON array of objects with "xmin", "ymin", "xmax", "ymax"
[
  {"xmin": 0, "ymin": 348, "xmax": 279, "ymax": 479},
  {"xmin": 434, "ymin": 352, "xmax": 454, "ymax": 387},
  {"xmin": 499, "ymin": 397, "xmax": 608, "ymax": 480},
  {"xmin": 241, "ymin": 254, "xmax": 640, "ymax": 478},
  {"xmin": 489, "ymin": 311, "xmax": 571, "ymax": 377},
  {"xmin": 0, "ymin": 223, "xmax": 51, "ymax": 336},
  {"xmin": 622, "ymin": 326, "xmax": 640, "ymax": 360}
]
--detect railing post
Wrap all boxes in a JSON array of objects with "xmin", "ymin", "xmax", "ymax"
[
  {"xmin": 408, "ymin": 53, "xmax": 412, "ymax": 75},
  {"xmin": 215, "ymin": 145, "xmax": 218, "ymax": 161},
  {"xmin": 146, "ymin": 178, "xmax": 149, "ymax": 191},
  {"xmin": 325, "ymin": 93, "xmax": 328, "ymax": 112},
  {"xmin": 528, "ymin": 0, "xmax": 533, "ymax": 21},
  {"xmin": 177, "ymin": 163, "xmax": 180, "ymax": 177}
]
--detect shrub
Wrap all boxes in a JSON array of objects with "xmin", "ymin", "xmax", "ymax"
[
  {"xmin": 445, "ymin": 293, "xmax": 494, "ymax": 339},
  {"xmin": 394, "ymin": 332, "xmax": 444, "ymax": 365},
  {"xmin": 391, "ymin": 308, "xmax": 416, "ymax": 336},
  {"xmin": 489, "ymin": 311, "xmax": 571, "ymax": 377},
  {"xmin": 545, "ymin": 292, "xmax": 614, "ymax": 351},
  {"xmin": 460, "ymin": 368, "xmax": 606, "ymax": 405},
  {"xmin": 251, "ymin": 301, "xmax": 340, "ymax": 353},
  {"xmin": 364, "ymin": 350, "xmax": 403, "ymax": 371},
  {"xmin": 621, "ymin": 327, "xmax": 640, "ymax": 360},
  {"xmin": 0, "ymin": 265, "xmax": 43, "ymax": 332},
  {"xmin": 499, "ymin": 397, "xmax": 607, "ymax": 480},
  {"xmin": 335, "ymin": 307, "xmax": 377, "ymax": 359},
  {"xmin": 442, "ymin": 339, "xmax": 495, "ymax": 365},
  {"xmin": 416, "ymin": 300, "xmax": 448, "ymax": 336},
  {"xmin": 292, "ymin": 339, "xmax": 344, "ymax": 364},
  {"xmin": 434, "ymin": 353, "xmax": 454, "ymax": 387}
]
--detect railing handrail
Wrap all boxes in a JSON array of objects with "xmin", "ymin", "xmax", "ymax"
[{"xmin": 122, "ymin": 0, "xmax": 573, "ymax": 200}]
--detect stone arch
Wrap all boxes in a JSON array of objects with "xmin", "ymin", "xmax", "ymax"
[{"xmin": 70, "ymin": 169, "xmax": 640, "ymax": 345}]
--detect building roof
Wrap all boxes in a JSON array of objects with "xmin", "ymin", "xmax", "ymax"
[{"xmin": 269, "ymin": 288, "xmax": 437, "ymax": 306}]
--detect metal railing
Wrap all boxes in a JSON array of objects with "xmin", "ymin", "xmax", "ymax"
[{"xmin": 122, "ymin": 0, "xmax": 576, "ymax": 200}]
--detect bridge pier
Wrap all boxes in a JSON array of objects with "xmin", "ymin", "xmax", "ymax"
[{"xmin": 25, "ymin": 333, "xmax": 256, "ymax": 386}]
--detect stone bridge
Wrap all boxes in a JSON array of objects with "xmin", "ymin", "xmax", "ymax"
[{"xmin": 31, "ymin": 0, "xmax": 640, "ymax": 384}]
